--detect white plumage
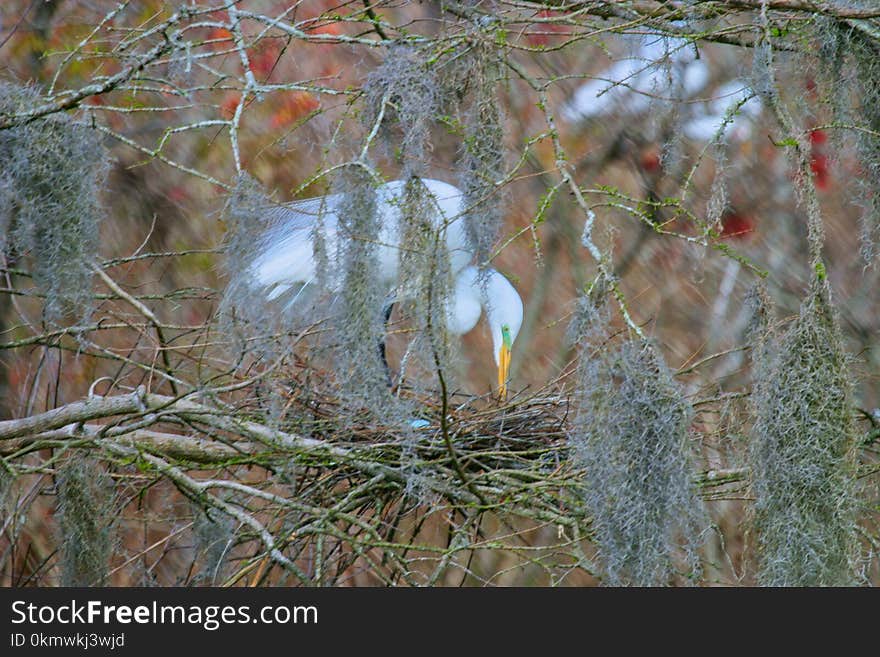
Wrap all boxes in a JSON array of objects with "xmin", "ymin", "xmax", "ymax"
[
  {"xmin": 562, "ymin": 33, "xmax": 709, "ymax": 123},
  {"xmin": 562, "ymin": 32, "xmax": 764, "ymax": 145},
  {"xmin": 681, "ymin": 79, "xmax": 763, "ymax": 142},
  {"xmin": 250, "ymin": 179, "xmax": 472, "ymax": 302},
  {"xmin": 243, "ymin": 178, "xmax": 523, "ymax": 395}
]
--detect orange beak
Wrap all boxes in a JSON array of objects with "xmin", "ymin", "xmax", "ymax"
[{"xmin": 497, "ymin": 342, "xmax": 511, "ymax": 401}]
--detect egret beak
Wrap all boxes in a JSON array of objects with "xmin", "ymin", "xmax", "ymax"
[{"xmin": 497, "ymin": 324, "xmax": 512, "ymax": 400}]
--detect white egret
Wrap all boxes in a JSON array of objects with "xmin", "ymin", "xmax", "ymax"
[
  {"xmin": 244, "ymin": 178, "xmax": 524, "ymax": 397},
  {"xmin": 562, "ymin": 32, "xmax": 709, "ymax": 123},
  {"xmin": 562, "ymin": 32, "xmax": 764, "ymax": 146},
  {"xmin": 681, "ymin": 79, "xmax": 762, "ymax": 142}
]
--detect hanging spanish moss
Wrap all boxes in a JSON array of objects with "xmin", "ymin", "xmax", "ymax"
[
  {"xmin": 218, "ymin": 173, "xmax": 297, "ymax": 368},
  {"xmin": 747, "ymin": 19, "xmax": 861, "ymax": 584},
  {"xmin": 56, "ymin": 455, "xmax": 116, "ymax": 587},
  {"xmin": 848, "ymin": 35, "xmax": 880, "ymax": 264},
  {"xmin": 815, "ymin": 17, "xmax": 850, "ymax": 133},
  {"xmin": 458, "ymin": 45, "xmax": 505, "ymax": 268},
  {"xmin": 655, "ymin": 34, "xmax": 697, "ymax": 175},
  {"xmin": 569, "ymin": 301, "xmax": 705, "ymax": 586},
  {"xmin": 0, "ymin": 466, "xmax": 12, "ymax": 516},
  {"xmin": 706, "ymin": 145, "xmax": 729, "ymax": 233},
  {"xmin": 749, "ymin": 279, "xmax": 859, "ymax": 586},
  {"xmin": 330, "ymin": 166, "xmax": 391, "ymax": 413},
  {"xmin": 221, "ymin": 174, "xmax": 270, "ymax": 318},
  {"xmin": 363, "ymin": 47, "xmax": 459, "ymax": 387},
  {"xmin": 363, "ymin": 46, "xmax": 440, "ymax": 178},
  {"xmin": 0, "ymin": 82, "xmax": 106, "ymax": 323},
  {"xmin": 397, "ymin": 177, "xmax": 456, "ymax": 384},
  {"xmin": 815, "ymin": 17, "xmax": 880, "ymax": 263},
  {"xmin": 743, "ymin": 280, "xmax": 773, "ymax": 365},
  {"xmin": 191, "ymin": 505, "xmax": 236, "ymax": 585}
]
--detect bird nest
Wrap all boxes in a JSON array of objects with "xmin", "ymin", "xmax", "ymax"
[
  {"xmin": 159, "ymin": 370, "xmax": 600, "ymax": 585},
  {"xmin": 244, "ymin": 370, "xmax": 585, "ymax": 515}
]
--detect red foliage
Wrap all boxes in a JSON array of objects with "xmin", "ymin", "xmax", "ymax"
[
  {"xmin": 811, "ymin": 154, "xmax": 830, "ymax": 190},
  {"xmin": 249, "ymin": 40, "xmax": 283, "ymax": 79},
  {"xmin": 809, "ymin": 129, "xmax": 827, "ymax": 146},
  {"xmin": 167, "ymin": 186, "xmax": 189, "ymax": 203},
  {"xmin": 207, "ymin": 27, "xmax": 234, "ymax": 47},
  {"xmin": 524, "ymin": 10, "xmax": 571, "ymax": 47},
  {"xmin": 221, "ymin": 94, "xmax": 241, "ymax": 119},
  {"xmin": 809, "ymin": 129, "xmax": 830, "ymax": 190},
  {"xmin": 305, "ymin": 21, "xmax": 343, "ymax": 36},
  {"xmin": 720, "ymin": 212, "xmax": 755, "ymax": 239},
  {"xmin": 639, "ymin": 148, "xmax": 662, "ymax": 174},
  {"xmin": 269, "ymin": 91, "xmax": 320, "ymax": 128}
]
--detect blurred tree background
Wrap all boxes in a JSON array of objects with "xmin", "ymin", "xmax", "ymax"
[{"xmin": 1, "ymin": 0, "xmax": 879, "ymax": 586}]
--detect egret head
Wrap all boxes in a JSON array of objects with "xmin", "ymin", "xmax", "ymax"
[
  {"xmin": 485, "ymin": 272, "xmax": 523, "ymax": 400},
  {"xmin": 448, "ymin": 266, "xmax": 523, "ymax": 400}
]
